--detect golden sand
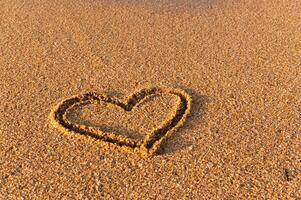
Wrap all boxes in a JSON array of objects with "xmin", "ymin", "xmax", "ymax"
[{"xmin": 0, "ymin": 0, "xmax": 300, "ymax": 199}]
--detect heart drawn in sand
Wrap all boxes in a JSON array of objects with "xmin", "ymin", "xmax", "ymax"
[{"xmin": 49, "ymin": 87, "xmax": 192, "ymax": 157}]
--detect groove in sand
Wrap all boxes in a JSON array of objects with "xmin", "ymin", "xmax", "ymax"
[{"xmin": 48, "ymin": 87, "xmax": 192, "ymax": 157}]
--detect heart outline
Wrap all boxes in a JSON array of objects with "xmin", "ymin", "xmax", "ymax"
[{"xmin": 49, "ymin": 87, "xmax": 192, "ymax": 157}]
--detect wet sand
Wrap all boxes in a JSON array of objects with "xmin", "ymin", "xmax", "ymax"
[{"xmin": 0, "ymin": 0, "xmax": 300, "ymax": 199}]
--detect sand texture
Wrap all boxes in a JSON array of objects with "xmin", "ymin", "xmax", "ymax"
[{"xmin": 0, "ymin": 0, "xmax": 300, "ymax": 199}]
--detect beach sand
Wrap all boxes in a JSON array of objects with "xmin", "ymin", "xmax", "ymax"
[{"xmin": 0, "ymin": 0, "xmax": 300, "ymax": 199}]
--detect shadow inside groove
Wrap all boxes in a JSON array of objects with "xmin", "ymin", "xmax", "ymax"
[
  {"xmin": 66, "ymin": 114, "xmax": 145, "ymax": 140},
  {"xmin": 157, "ymin": 88, "xmax": 208, "ymax": 155}
]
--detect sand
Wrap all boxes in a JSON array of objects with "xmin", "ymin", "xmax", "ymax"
[{"xmin": 0, "ymin": 0, "xmax": 300, "ymax": 199}]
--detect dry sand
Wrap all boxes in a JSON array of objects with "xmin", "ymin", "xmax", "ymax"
[{"xmin": 0, "ymin": 0, "xmax": 300, "ymax": 199}]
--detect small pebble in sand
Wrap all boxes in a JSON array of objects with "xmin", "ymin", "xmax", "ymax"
[
  {"xmin": 188, "ymin": 145, "xmax": 194, "ymax": 151},
  {"xmin": 206, "ymin": 162, "xmax": 214, "ymax": 169}
]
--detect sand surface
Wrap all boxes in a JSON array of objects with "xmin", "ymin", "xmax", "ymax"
[{"xmin": 0, "ymin": 0, "xmax": 300, "ymax": 199}]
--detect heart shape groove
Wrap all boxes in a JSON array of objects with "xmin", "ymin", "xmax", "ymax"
[{"xmin": 49, "ymin": 87, "xmax": 192, "ymax": 157}]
